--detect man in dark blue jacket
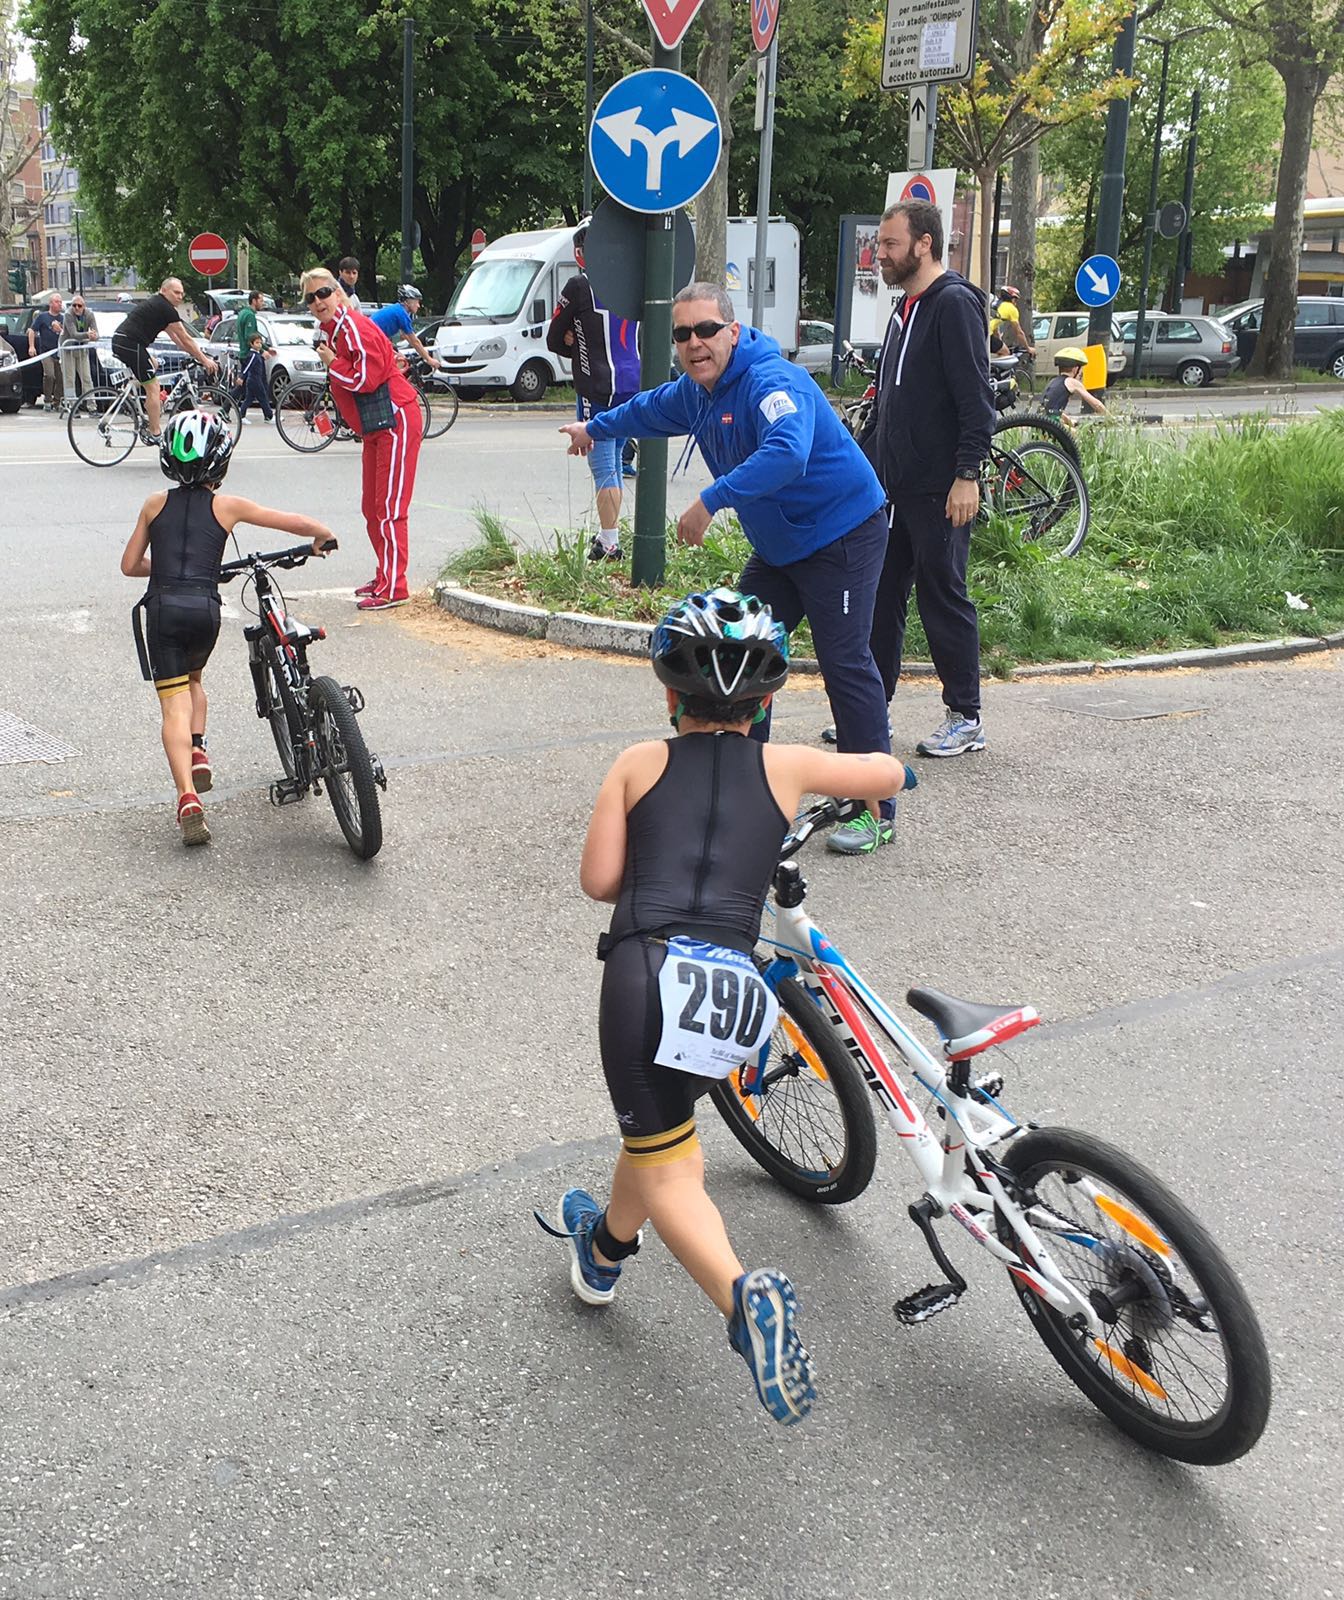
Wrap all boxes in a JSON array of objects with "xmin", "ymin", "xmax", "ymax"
[
  {"xmin": 559, "ymin": 281, "xmax": 899, "ymax": 856},
  {"xmin": 858, "ymin": 200, "xmax": 995, "ymax": 758}
]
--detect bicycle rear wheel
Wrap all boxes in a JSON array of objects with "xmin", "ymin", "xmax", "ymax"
[
  {"xmin": 421, "ymin": 381, "xmax": 459, "ymax": 438},
  {"xmin": 275, "ymin": 380, "xmax": 337, "ymax": 452},
  {"xmin": 67, "ymin": 388, "xmax": 137, "ymax": 465},
  {"xmin": 709, "ymin": 974, "xmax": 877, "ymax": 1203},
  {"xmin": 196, "ymin": 384, "xmax": 243, "ymax": 446},
  {"xmin": 310, "ymin": 675, "xmax": 382, "ymax": 859},
  {"xmin": 989, "ymin": 441, "xmax": 1090, "ymax": 557},
  {"xmin": 998, "ymin": 1127, "xmax": 1271, "ymax": 1464},
  {"xmin": 993, "ymin": 409, "xmax": 1081, "ymax": 467}
]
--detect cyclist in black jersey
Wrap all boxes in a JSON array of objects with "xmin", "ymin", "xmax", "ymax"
[
  {"xmin": 110, "ymin": 277, "xmax": 218, "ymax": 444},
  {"xmin": 537, "ymin": 587, "xmax": 909, "ymax": 1425},
  {"xmin": 120, "ymin": 409, "xmax": 335, "ymax": 847}
]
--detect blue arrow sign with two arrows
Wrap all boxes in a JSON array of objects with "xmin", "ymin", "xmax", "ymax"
[{"xmin": 590, "ymin": 70, "xmax": 722, "ymax": 215}]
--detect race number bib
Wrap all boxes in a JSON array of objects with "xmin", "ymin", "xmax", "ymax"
[{"xmin": 654, "ymin": 938, "xmax": 779, "ymax": 1079}]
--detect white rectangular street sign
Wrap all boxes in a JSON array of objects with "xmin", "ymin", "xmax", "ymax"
[
  {"xmin": 881, "ymin": 0, "xmax": 979, "ymax": 91},
  {"xmin": 907, "ymin": 84, "xmax": 930, "ymax": 168}
]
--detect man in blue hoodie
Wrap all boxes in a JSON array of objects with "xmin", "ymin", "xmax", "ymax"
[
  {"xmin": 858, "ymin": 200, "xmax": 995, "ymax": 758},
  {"xmin": 559, "ymin": 281, "xmax": 898, "ymax": 856}
]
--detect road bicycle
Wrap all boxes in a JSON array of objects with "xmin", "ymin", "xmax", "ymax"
[
  {"xmin": 273, "ymin": 374, "xmax": 434, "ymax": 453},
  {"xmin": 404, "ymin": 352, "xmax": 460, "ymax": 439},
  {"xmin": 217, "ymin": 542, "xmax": 386, "ymax": 859},
  {"xmin": 838, "ymin": 344, "xmax": 1090, "ymax": 558},
  {"xmin": 66, "ymin": 363, "xmax": 242, "ymax": 466},
  {"xmin": 709, "ymin": 798, "xmax": 1271, "ymax": 1465}
]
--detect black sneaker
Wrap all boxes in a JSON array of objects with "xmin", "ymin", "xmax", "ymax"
[{"xmin": 587, "ymin": 536, "xmax": 622, "ymax": 561}]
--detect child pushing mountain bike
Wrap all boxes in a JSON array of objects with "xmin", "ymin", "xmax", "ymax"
[
  {"xmin": 535, "ymin": 587, "xmax": 912, "ymax": 1426},
  {"xmin": 120, "ymin": 409, "xmax": 336, "ymax": 846}
]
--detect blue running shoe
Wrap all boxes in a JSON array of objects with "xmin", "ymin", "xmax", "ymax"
[
  {"xmin": 727, "ymin": 1268, "xmax": 815, "ymax": 1425},
  {"xmin": 534, "ymin": 1187, "xmax": 631, "ymax": 1306}
]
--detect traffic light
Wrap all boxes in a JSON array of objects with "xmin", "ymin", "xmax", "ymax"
[{"xmin": 8, "ymin": 264, "xmax": 25, "ymax": 295}]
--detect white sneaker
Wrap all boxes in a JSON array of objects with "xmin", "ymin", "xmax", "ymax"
[
  {"xmin": 239, "ymin": 416, "xmax": 252, "ymax": 425},
  {"xmin": 916, "ymin": 713, "xmax": 986, "ymax": 758}
]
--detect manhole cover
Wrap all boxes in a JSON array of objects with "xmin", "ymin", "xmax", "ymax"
[
  {"xmin": 0, "ymin": 710, "xmax": 81, "ymax": 765},
  {"xmin": 1038, "ymin": 693, "xmax": 1207, "ymax": 722}
]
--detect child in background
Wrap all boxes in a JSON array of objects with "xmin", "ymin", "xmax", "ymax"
[{"xmin": 238, "ymin": 332, "xmax": 274, "ymax": 424}]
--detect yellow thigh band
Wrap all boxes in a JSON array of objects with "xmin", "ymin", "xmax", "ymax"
[
  {"xmin": 154, "ymin": 674, "xmax": 191, "ymax": 700},
  {"xmin": 622, "ymin": 1116, "xmax": 700, "ymax": 1168}
]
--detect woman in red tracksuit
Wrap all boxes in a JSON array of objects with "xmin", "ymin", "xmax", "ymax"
[{"xmin": 302, "ymin": 267, "xmax": 422, "ymax": 611}]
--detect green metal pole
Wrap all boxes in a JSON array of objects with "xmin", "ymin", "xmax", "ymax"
[{"xmin": 631, "ymin": 34, "xmax": 681, "ymax": 589}]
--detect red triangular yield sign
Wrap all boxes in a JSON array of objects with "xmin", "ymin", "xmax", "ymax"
[{"xmin": 640, "ymin": 0, "xmax": 707, "ymax": 49}]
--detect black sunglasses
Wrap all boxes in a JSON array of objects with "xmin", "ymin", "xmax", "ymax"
[
  {"xmin": 304, "ymin": 285, "xmax": 338, "ymax": 305},
  {"xmin": 673, "ymin": 319, "xmax": 730, "ymax": 343}
]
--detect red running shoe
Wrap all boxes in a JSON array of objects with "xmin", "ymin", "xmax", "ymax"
[
  {"xmin": 176, "ymin": 792, "xmax": 211, "ymax": 847},
  {"xmin": 191, "ymin": 745, "xmax": 212, "ymax": 792},
  {"xmin": 356, "ymin": 594, "xmax": 408, "ymax": 611}
]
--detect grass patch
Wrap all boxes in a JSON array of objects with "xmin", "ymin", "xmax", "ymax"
[{"xmin": 441, "ymin": 412, "xmax": 1344, "ymax": 666}]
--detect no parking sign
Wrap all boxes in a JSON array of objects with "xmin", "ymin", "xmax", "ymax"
[{"xmin": 899, "ymin": 172, "xmax": 938, "ymax": 204}]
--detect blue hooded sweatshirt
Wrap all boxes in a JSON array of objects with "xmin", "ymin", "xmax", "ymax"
[{"xmin": 586, "ymin": 327, "xmax": 885, "ymax": 567}]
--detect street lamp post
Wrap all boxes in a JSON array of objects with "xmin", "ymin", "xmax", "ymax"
[{"xmin": 71, "ymin": 207, "xmax": 84, "ymax": 295}]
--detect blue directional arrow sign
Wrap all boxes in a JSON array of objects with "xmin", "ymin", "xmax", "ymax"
[
  {"xmin": 590, "ymin": 70, "xmax": 722, "ymax": 215},
  {"xmin": 1075, "ymin": 252, "xmax": 1121, "ymax": 308}
]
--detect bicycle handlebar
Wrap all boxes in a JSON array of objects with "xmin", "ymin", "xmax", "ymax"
[
  {"xmin": 779, "ymin": 766, "xmax": 920, "ymax": 859},
  {"xmin": 218, "ymin": 539, "xmax": 338, "ymax": 582}
]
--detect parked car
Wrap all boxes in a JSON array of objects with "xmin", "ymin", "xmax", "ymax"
[
  {"xmin": 1030, "ymin": 309, "xmax": 1127, "ymax": 377},
  {"xmin": 0, "ymin": 340, "xmax": 22, "ymax": 411},
  {"xmin": 0, "ymin": 305, "xmax": 42, "ymax": 406},
  {"xmin": 1112, "ymin": 312, "xmax": 1239, "ymax": 386},
  {"xmin": 1215, "ymin": 295, "xmax": 1344, "ymax": 378},
  {"xmin": 205, "ymin": 311, "xmax": 325, "ymax": 401},
  {"xmin": 791, "ymin": 319, "xmax": 836, "ymax": 376},
  {"xmin": 201, "ymin": 289, "xmax": 277, "ymax": 326}
]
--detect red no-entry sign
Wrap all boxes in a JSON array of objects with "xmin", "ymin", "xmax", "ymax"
[
  {"xmin": 188, "ymin": 232, "xmax": 230, "ymax": 276},
  {"xmin": 470, "ymin": 228, "xmax": 487, "ymax": 259}
]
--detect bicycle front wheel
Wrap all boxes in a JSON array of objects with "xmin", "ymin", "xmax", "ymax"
[
  {"xmin": 197, "ymin": 384, "xmax": 243, "ymax": 446},
  {"xmin": 67, "ymin": 388, "xmax": 137, "ymax": 465},
  {"xmin": 275, "ymin": 380, "xmax": 337, "ymax": 452},
  {"xmin": 989, "ymin": 441, "xmax": 1090, "ymax": 557},
  {"xmin": 709, "ymin": 974, "xmax": 877, "ymax": 1203},
  {"xmin": 992, "ymin": 409, "xmax": 1081, "ymax": 467},
  {"xmin": 310, "ymin": 675, "xmax": 382, "ymax": 859},
  {"xmin": 421, "ymin": 381, "xmax": 459, "ymax": 438},
  {"xmin": 998, "ymin": 1127, "xmax": 1271, "ymax": 1465},
  {"xmin": 263, "ymin": 654, "xmax": 304, "ymax": 781}
]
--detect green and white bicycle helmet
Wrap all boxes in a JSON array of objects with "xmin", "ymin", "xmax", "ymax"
[
  {"xmin": 160, "ymin": 408, "xmax": 234, "ymax": 487},
  {"xmin": 651, "ymin": 587, "xmax": 790, "ymax": 704}
]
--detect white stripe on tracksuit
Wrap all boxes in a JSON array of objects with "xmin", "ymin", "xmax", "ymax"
[
  {"xmin": 378, "ymin": 404, "xmax": 413, "ymax": 598},
  {"xmin": 328, "ymin": 307, "xmax": 368, "ymax": 390}
]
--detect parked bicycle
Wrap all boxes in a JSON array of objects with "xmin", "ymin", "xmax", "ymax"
[
  {"xmin": 709, "ymin": 798, "xmax": 1271, "ymax": 1465},
  {"xmin": 837, "ymin": 343, "xmax": 1090, "ymax": 557},
  {"xmin": 217, "ymin": 541, "xmax": 386, "ymax": 859},
  {"xmin": 273, "ymin": 373, "xmax": 434, "ymax": 453},
  {"xmin": 67, "ymin": 364, "xmax": 241, "ymax": 467}
]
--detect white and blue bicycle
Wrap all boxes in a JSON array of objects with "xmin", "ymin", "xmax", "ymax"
[{"xmin": 709, "ymin": 798, "xmax": 1271, "ymax": 1465}]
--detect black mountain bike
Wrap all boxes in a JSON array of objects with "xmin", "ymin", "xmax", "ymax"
[{"xmin": 218, "ymin": 542, "xmax": 386, "ymax": 859}]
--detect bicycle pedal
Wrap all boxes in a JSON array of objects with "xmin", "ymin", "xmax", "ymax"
[
  {"xmin": 895, "ymin": 1283, "xmax": 964, "ymax": 1325},
  {"xmin": 371, "ymin": 756, "xmax": 387, "ymax": 790},
  {"xmin": 342, "ymin": 685, "xmax": 365, "ymax": 714},
  {"xmin": 269, "ymin": 780, "xmax": 305, "ymax": 807}
]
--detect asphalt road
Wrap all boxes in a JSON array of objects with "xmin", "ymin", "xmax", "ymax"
[{"xmin": 1, "ymin": 406, "xmax": 1341, "ymax": 1599}]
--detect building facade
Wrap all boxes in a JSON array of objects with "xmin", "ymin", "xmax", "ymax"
[{"xmin": 38, "ymin": 103, "xmax": 137, "ymax": 294}]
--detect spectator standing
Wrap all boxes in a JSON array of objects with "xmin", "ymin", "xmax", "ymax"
[
  {"xmin": 237, "ymin": 334, "xmax": 273, "ymax": 424},
  {"xmin": 28, "ymin": 293, "xmax": 64, "ymax": 411},
  {"xmin": 235, "ymin": 289, "xmax": 270, "ymax": 365},
  {"xmin": 560, "ymin": 282, "xmax": 900, "ymax": 858},
  {"xmin": 337, "ymin": 257, "xmax": 362, "ymax": 309},
  {"xmin": 546, "ymin": 225, "xmax": 641, "ymax": 560},
  {"xmin": 303, "ymin": 266, "xmax": 421, "ymax": 611},
  {"xmin": 859, "ymin": 200, "xmax": 995, "ymax": 758},
  {"xmin": 61, "ymin": 296, "xmax": 98, "ymax": 401}
]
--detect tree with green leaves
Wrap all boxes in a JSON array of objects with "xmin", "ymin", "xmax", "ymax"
[{"xmin": 1200, "ymin": 0, "xmax": 1344, "ymax": 376}]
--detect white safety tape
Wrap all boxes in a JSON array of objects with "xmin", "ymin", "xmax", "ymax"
[{"xmin": 6, "ymin": 339, "xmax": 98, "ymax": 371}]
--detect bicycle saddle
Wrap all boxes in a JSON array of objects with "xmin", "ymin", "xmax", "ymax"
[{"xmin": 906, "ymin": 987, "xmax": 1040, "ymax": 1060}]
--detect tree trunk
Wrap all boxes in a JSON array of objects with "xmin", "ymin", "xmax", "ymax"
[
  {"xmin": 1249, "ymin": 61, "xmax": 1321, "ymax": 379},
  {"xmin": 692, "ymin": 0, "xmax": 736, "ymax": 286},
  {"xmin": 975, "ymin": 168, "xmax": 995, "ymax": 290},
  {"xmin": 1006, "ymin": 135, "xmax": 1040, "ymax": 331}
]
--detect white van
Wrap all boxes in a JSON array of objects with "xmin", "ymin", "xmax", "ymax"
[
  {"xmin": 724, "ymin": 217, "xmax": 801, "ymax": 356},
  {"xmin": 433, "ymin": 225, "xmax": 578, "ymax": 401}
]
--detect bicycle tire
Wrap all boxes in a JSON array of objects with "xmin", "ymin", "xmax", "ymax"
[
  {"xmin": 998, "ymin": 1127, "xmax": 1271, "ymax": 1465},
  {"xmin": 988, "ymin": 440, "xmax": 1090, "ymax": 558},
  {"xmin": 262, "ymin": 650, "xmax": 304, "ymax": 782},
  {"xmin": 411, "ymin": 385, "xmax": 431, "ymax": 439},
  {"xmin": 421, "ymin": 381, "xmax": 459, "ymax": 439},
  {"xmin": 992, "ymin": 408, "xmax": 1081, "ymax": 467},
  {"xmin": 67, "ymin": 387, "xmax": 137, "ymax": 465},
  {"xmin": 310, "ymin": 675, "xmax": 382, "ymax": 859},
  {"xmin": 197, "ymin": 384, "xmax": 243, "ymax": 446},
  {"xmin": 709, "ymin": 974, "xmax": 877, "ymax": 1203},
  {"xmin": 274, "ymin": 380, "xmax": 337, "ymax": 453}
]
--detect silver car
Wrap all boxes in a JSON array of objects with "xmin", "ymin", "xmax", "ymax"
[
  {"xmin": 1113, "ymin": 312, "xmax": 1240, "ymax": 386},
  {"xmin": 206, "ymin": 312, "xmax": 327, "ymax": 401},
  {"xmin": 792, "ymin": 319, "xmax": 836, "ymax": 376}
]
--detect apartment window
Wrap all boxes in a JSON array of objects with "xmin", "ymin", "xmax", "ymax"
[{"xmin": 41, "ymin": 141, "xmax": 57, "ymax": 162}]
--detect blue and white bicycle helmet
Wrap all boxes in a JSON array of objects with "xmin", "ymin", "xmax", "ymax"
[
  {"xmin": 397, "ymin": 283, "xmax": 423, "ymax": 302},
  {"xmin": 160, "ymin": 408, "xmax": 234, "ymax": 487},
  {"xmin": 651, "ymin": 587, "xmax": 790, "ymax": 704}
]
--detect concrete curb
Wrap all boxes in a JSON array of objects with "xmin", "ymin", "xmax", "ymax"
[{"xmin": 434, "ymin": 584, "xmax": 1344, "ymax": 677}]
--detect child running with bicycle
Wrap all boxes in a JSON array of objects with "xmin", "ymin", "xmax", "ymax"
[
  {"xmin": 537, "ymin": 587, "xmax": 910, "ymax": 1425},
  {"xmin": 120, "ymin": 409, "xmax": 335, "ymax": 847}
]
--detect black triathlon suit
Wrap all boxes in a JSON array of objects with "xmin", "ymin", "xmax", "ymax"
[
  {"xmin": 111, "ymin": 293, "xmax": 182, "ymax": 383},
  {"xmin": 137, "ymin": 487, "xmax": 229, "ymax": 681},
  {"xmin": 599, "ymin": 732, "xmax": 789, "ymax": 1145},
  {"xmin": 1040, "ymin": 374, "xmax": 1072, "ymax": 416}
]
